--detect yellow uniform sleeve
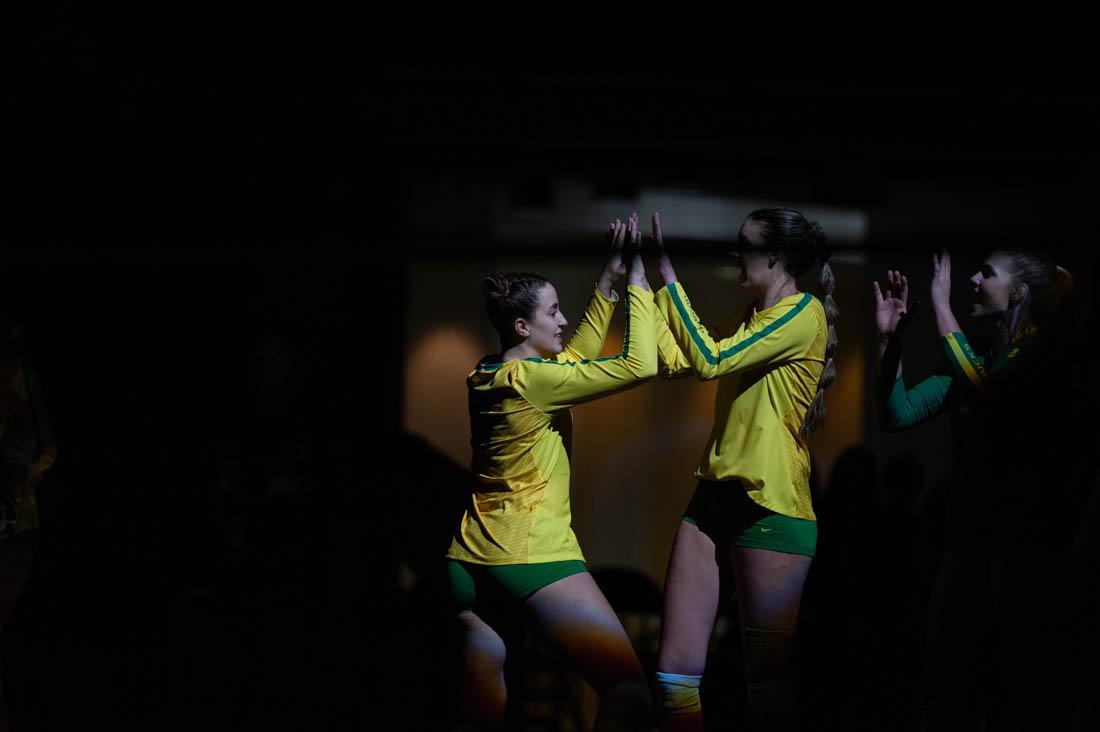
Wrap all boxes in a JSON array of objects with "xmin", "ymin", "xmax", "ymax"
[
  {"xmin": 655, "ymin": 282, "xmax": 817, "ymax": 381},
  {"xmin": 519, "ymin": 285, "xmax": 657, "ymax": 413},
  {"xmin": 655, "ymin": 307, "xmax": 694, "ymax": 379},
  {"xmin": 655, "ymin": 300, "xmax": 750, "ymax": 380},
  {"xmin": 940, "ymin": 331, "xmax": 991, "ymax": 393},
  {"xmin": 555, "ymin": 285, "xmax": 618, "ymax": 363},
  {"xmin": 942, "ymin": 330, "xmax": 1046, "ymax": 405}
]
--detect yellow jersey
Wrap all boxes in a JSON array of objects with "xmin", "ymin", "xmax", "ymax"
[
  {"xmin": 447, "ymin": 284, "xmax": 658, "ymax": 565},
  {"xmin": 654, "ymin": 283, "xmax": 827, "ymax": 520}
]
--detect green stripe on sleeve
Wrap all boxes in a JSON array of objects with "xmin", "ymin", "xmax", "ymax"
[{"xmin": 667, "ymin": 285, "xmax": 811, "ymax": 366}]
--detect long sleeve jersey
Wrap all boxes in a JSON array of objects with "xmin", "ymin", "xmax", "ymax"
[
  {"xmin": 653, "ymin": 282, "xmax": 828, "ymax": 520},
  {"xmin": 447, "ymin": 284, "xmax": 657, "ymax": 565}
]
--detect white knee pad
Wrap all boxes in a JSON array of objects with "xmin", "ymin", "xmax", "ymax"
[{"xmin": 655, "ymin": 671, "xmax": 702, "ymax": 715}]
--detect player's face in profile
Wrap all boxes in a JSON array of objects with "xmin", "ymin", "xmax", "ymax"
[
  {"xmin": 517, "ymin": 283, "xmax": 568, "ymax": 358},
  {"xmin": 969, "ymin": 253, "xmax": 1014, "ymax": 319}
]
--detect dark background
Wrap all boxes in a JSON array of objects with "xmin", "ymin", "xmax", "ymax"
[{"xmin": 5, "ymin": 10, "xmax": 1098, "ymax": 730}]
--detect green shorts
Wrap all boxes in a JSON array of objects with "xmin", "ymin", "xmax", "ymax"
[
  {"xmin": 683, "ymin": 480, "xmax": 817, "ymax": 557},
  {"xmin": 447, "ymin": 559, "xmax": 589, "ymax": 610}
]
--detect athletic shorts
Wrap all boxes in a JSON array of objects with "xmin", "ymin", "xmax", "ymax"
[
  {"xmin": 446, "ymin": 559, "xmax": 588, "ymax": 610},
  {"xmin": 682, "ymin": 480, "xmax": 817, "ymax": 557}
]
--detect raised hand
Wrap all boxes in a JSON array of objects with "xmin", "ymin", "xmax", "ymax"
[
  {"xmin": 873, "ymin": 270, "xmax": 915, "ymax": 337},
  {"xmin": 605, "ymin": 219, "xmax": 628, "ymax": 280},
  {"xmin": 626, "ymin": 212, "xmax": 650, "ymax": 291},
  {"xmin": 597, "ymin": 219, "xmax": 628, "ymax": 298},
  {"xmin": 649, "ymin": 211, "xmax": 678, "ymax": 286},
  {"xmin": 930, "ymin": 251, "xmax": 962, "ymax": 336},
  {"xmin": 931, "ymin": 251, "xmax": 952, "ymax": 312}
]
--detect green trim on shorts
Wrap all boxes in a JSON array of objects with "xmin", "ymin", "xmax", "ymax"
[
  {"xmin": 683, "ymin": 480, "xmax": 817, "ymax": 557},
  {"xmin": 447, "ymin": 559, "xmax": 589, "ymax": 610}
]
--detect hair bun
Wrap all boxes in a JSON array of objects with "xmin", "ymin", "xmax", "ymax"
[{"xmin": 481, "ymin": 274, "xmax": 510, "ymax": 301}]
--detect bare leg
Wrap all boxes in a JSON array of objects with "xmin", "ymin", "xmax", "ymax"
[
  {"xmin": 655, "ymin": 521, "xmax": 724, "ymax": 732},
  {"xmin": 730, "ymin": 546, "xmax": 813, "ymax": 732},
  {"xmin": 525, "ymin": 571, "xmax": 650, "ymax": 732},
  {"xmin": 453, "ymin": 609, "xmax": 508, "ymax": 731}
]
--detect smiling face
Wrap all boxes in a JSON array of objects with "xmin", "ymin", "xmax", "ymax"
[
  {"xmin": 515, "ymin": 283, "xmax": 568, "ymax": 357},
  {"xmin": 969, "ymin": 252, "xmax": 1018, "ymax": 320}
]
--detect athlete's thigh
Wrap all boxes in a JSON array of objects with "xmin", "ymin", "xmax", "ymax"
[
  {"xmin": 657, "ymin": 520, "xmax": 725, "ymax": 675},
  {"xmin": 729, "ymin": 545, "xmax": 813, "ymax": 632},
  {"xmin": 524, "ymin": 570, "xmax": 643, "ymax": 694}
]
